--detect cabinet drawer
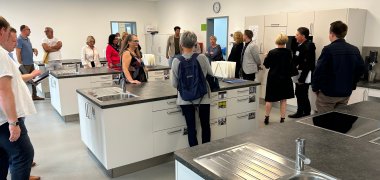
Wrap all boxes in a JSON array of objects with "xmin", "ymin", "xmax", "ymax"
[
  {"xmin": 210, "ymin": 100, "xmax": 227, "ymax": 119},
  {"xmin": 227, "ymin": 111, "xmax": 256, "ymax": 137},
  {"xmin": 91, "ymin": 81, "xmax": 113, "ymax": 88},
  {"xmin": 149, "ymin": 76, "xmax": 166, "ymax": 81},
  {"xmin": 152, "ymin": 107, "xmax": 186, "ymax": 131},
  {"xmin": 229, "ymin": 87, "xmax": 252, "ymax": 98},
  {"xmin": 153, "ymin": 126, "xmax": 188, "ymax": 156},
  {"xmin": 227, "ymin": 96, "xmax": 257, "ymax": 115},
  {"xmin": 211, "ymin": 91, "xmax": 228, "ymax": 101},
  {"xmin": 148, "ymin": 70, "xmax": 165, "ymax": 77},
  {"xmin": 210, "ymin": 117, "xmax": 227, "ymax": 141},
  {"xmin": 91, "ymin": 75, "xmax": 113, "ymax": 82},
  {"xmin": 152, "ymin": 98, "xmax": 178, "ymax": 111}
]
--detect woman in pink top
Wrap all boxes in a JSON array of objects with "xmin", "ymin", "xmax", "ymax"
[{"xmin": 106, "ymin": 34, "xmax": 121, "ymax": 71}]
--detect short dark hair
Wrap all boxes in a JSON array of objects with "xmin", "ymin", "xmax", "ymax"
[
  {"xmin": 174, "ymin": 26, "xmax": 181, "ymax": 31},
  {"xmin": 20, "ymin": 25, "xmax": 27, "ymax": 31},
  {"xmin": 0, "ymin": 16, "xmax": 10, "ymax": 30},
  {"xmin": 10, "ymin": 27, "xmax": 16, "ymax": 33},
  {"xmin": 108, "ymin": 34, "xmax": 116, "ymax": 45},
  {"xmin": 330, "ymin": 21, "xmax": 348, "ymax": 39},
  {"xmin": 297, "ymin": 27, "xmax": 310, "ymax": 39},
  {"xmin": 244, "ymin": 30, "xmax": 253, "ymax": 39}
]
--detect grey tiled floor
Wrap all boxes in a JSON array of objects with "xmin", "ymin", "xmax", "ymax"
[{"xmin": 9, "ymin": 99, "xmax": 293, "ymax": 179}]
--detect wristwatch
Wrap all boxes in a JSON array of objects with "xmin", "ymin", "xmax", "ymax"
[{"xmin": 8, "ymin": 121, "xmax": 19, "ymax": 126}]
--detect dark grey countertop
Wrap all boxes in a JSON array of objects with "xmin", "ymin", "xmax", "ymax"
[
  {"xmin": 174, "ymin": 101, "xmax": 380, "ymax": 180},
  {"xmin": 76, "ymin": 80, "xmax": 260, "ymax": 109},
  {"xmin": 146, "ymin": 65, "xmax": 170, "ymax": 71},
  {"xmin": 34, "ymin": 58, "xmax": 107, "ymax": 66},
  {"xmin": 50, "ymin": 67, "xmax": 120, "ymax": 79},
  {"xmin": 357, "ymin": 80, "xmax": 380, "ymax": 90}
]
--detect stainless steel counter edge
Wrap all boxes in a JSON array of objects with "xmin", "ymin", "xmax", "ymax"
[
  {"xmin": 50, "ymin": 69, "xmax": 120, "ymax": 79},
  {"xmin": 76, "ymin": 81, "xmax": 261, "ymax": 109}
]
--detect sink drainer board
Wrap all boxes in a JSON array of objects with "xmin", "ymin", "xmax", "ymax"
[{"xmin": 194, "ymin": 143, "xmax": 337, "ymax": 180}]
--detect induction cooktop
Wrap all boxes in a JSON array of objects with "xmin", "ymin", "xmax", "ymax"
[{"xmin": 297, "ymin": 111, "xmax": 380, "ymax": 138}]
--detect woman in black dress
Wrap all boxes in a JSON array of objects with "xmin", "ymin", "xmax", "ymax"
[
  {"xmin": 227, "ymin": 31, "xmax": 244, "ymax": 78},
  {"xmin": 263, "ymin": 34, "xmax": 294, "ymax": 125}
]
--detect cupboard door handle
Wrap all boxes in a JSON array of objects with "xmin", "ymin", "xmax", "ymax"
[
  {"xmin": 210, "ymin": 121, "xmax": 218, "ymax": 125},
  {"xmin": 166, "ymin": 101, "xmax": 176, "ymax": 105},
  {"xmin": 100, "ymin": 76, "xmax": 111, "ymax": 79},
  {"xmin": 167, "ymin": 109, "xmax": 181, "ymax": 114},
  {"xmin": 271, "ymin": 23, "xmax": 280, "ymax": 26},
  {"xmin": 211, "ymin": 103, "xmax": 217, "ymax": 107},
  {"xmin": 237, "ymin": 114, "xmax": 249, "ymax": 119},
  {"xmin": 237, "ymin": 98, "xmax": 249, "ymax": 102},
  {"xmin": 167, "ymin": 129, "xmax": 182, "ymax": 135}
]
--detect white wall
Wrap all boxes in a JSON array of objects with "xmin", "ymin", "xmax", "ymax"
[
  {"xmin": 156, "ymin": 0, "xmax": 380, "ymax": 48},
  {"xmin": 0, "ymin": 0, "xmax": 158, "ymax": 60}
]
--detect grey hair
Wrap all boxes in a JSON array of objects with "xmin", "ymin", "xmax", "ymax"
[{"xmin": 180, "ymin": 31, "xmax": 197, "ymax": 48}]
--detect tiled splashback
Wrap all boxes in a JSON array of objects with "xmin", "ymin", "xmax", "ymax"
[{"xmin": 362, "ymin": 46, "xmax": 380, "ymax": 80}]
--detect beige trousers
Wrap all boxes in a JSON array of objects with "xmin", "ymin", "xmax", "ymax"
[{"xmin": 316, "ymin": 92, "xmax": 349, "ymax": 113}]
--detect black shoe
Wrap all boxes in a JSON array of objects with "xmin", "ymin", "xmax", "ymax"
[
  {"xmin": 303, "ymin": 113, "xmax": 311, "ymax": 117},
  {"xmin": 288, "ymin": 113, "xmax": 303, "ymax": 118},
  {"xmin": 264, "ymin": 116, "xmax": 269, "ymax": 125},
  {"xmin": 280, "ymin": 118, "xmax": 285, "ymax": 123}
]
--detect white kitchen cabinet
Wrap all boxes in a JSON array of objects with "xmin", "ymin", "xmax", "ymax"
[
  {"xmin": 265, "ymin": 13, "xmax": 288, "ymax": 27},
  {"xmin": 368, "ymin": 88, "xmax": 380, "ymax": 98},
  {"xmin": 152, "ymin": 107, "xmax": 186, "ymax": 132},
  {"xmin": 210, "ymin": 100, "xmax": 227, "ymax": 119},
  {"xmin": 148, "ymin": 69, "xmax": 170, "ymax": 81},
  {"xmin": 176, "ymin": 160, "xmax": 204, "ymax": 180},
  {"xmin": 210, "ymin": 117, "xmax": 227, "ymax": 141},
  {"xmin": 154, "ymin": 126, "xmax": 188, "ymax": 156},
  {"xmin": 287, "ymin": 11, "xmax": 315, "ymax": 36},
  {"xmin": 152, "ymin": 98, "xmax": 177, "ymax": 111},
  {"xmin": 263, "ymin": 26, "xmax": 287, "ymax": 54},
  {"xmin": 227, "ymin": 111, "xmax": 256, "ymax": 137},
  {"xmin": 245, "ymin": 15, "xmax": 265, "ymax": 53},
  {"xmin": 313, "ymin": 9, "xmax": 367, "ymax": 57},
  {"xmin": 227, "ymin": 95, "xmax": 257, "ymax": 116}
]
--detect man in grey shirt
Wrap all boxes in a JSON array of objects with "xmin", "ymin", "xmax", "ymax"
[
  {"xmin": 241, "ymin": 30, "xmax": 261, "ymax": 81},
  {"xmin": 16, "ymin": 25, "xmax": 44, "ymax": 100}
]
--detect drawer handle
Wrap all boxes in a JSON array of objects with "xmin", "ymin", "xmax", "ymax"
[
  {"xmin": 237, "ymin": 114, "xmax": 249, "ymax": 119},
  {"xmin": 210, "ymin": 103, "xmax": 217, "ymax": 107},
  {"xmin": 211, "ymin": 94, "xmax": 218, "ymax": 98},
  {"xmin": 167, "ymin": 110, "xmax": 181, "ymax": 114},
  {"xmin": 100, "ymin": 76, "xmax": 111, "ymax": 79},
  {"xmin": 210, "ymin": 121, "xmax": 218, "ymax": 125},
  {"xmin": 237, "ymin": 98, "xmax": 249, "ymax": 102},
  {"xmin": 166, "ymin": 101, "xmax": 176, "ymax": 105},
  {"xmin": 167, "ymin": 129, "xmax": 182, "ymax": 135},
  {"xmin": 237, "ymin": 89, "xmax": 249, "ymax": 93}
]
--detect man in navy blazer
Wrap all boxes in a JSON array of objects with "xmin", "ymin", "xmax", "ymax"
[{"xmin": 312, "ymin": 21, "xmax": 365, "ymax": 113}]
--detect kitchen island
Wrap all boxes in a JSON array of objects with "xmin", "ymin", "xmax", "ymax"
[
  {"xmin": 76, "ymin": 80, "xmax": 261, "ymax": 177},
  {"xmin": 49, "ymin": 67, "xmax": 119, "ymax": 121},
  {"xmin": 174, "ymin": 101, "xmax": 380, "ymax": 180}
]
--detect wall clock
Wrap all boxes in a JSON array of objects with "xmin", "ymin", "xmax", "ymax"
[{"xmin": 213, "ymin": 2, "xmax": 221, "ymax": 13}]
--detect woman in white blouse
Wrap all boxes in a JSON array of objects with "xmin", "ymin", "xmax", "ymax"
[{"xmin": 81, "ymin": 36, "xmax": 101, "ymax": 68}]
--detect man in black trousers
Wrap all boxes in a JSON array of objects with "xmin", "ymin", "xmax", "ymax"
[{"xmin": 289, "ymin": 27, "xmax": 316, "ymax": 118}]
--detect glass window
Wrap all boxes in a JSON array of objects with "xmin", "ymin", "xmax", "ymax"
[{"xmin": 110, "ymin": 21, "xmax": 137, "ymax": 35}]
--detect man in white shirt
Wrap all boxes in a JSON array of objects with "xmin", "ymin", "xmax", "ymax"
[
  {"xmin": 0, "ymin": 16, "xmax": 37, "ymax": 180},
  {"xmin": 42, "ymin": 27, "xmax": 62, "ymax": 70}
]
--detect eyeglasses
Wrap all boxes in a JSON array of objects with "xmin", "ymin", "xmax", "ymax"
[{"xmin": 133, "ymin": 40, "xmax": 139, "ymax": 43}]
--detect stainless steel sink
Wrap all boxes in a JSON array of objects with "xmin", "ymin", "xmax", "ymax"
[
  {"xmin": 194, "ymin": 143, "xmax": 337, "ymax": 180},
  {"xmin": 96, "ymin": 93, "xmax": 138, "ymax": 101}
]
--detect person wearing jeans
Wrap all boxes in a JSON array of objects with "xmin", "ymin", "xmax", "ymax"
[{"xmin": 171, "ymin": 31, "xmax": 213, "ymax": 147}]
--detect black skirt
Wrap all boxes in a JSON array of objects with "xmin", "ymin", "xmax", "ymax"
[{"xmin": 265, "ymin": 76, "xmax": 294, "ymax": 102}]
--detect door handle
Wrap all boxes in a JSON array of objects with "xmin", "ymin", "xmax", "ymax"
[
  {"xmin": 167, "ymin": 129, "xmax": 182, "ymax": 135},
  {"xmin": 166, "ymin": 100, "xmax": 176, "ymax": 105},
  {"xmin": 237, "ymin": 98, "xmax": 249, "ymax": 102},
  {"xmin": 237, "ymin": 114, "xmax": 249, "ymax": 119},
  {"xmin": 167, "ymin": 109, "xmax": 181, "ymax": 114}
]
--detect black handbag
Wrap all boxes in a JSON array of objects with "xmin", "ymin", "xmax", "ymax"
[{"xmin": 206, "ymin": 74, "xmax": 220, "ymax": 92}]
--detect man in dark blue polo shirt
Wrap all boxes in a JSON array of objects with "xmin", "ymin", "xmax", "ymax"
[
  {"xmin": 16, "ymin": 25, "xmax": 44, "ymax": 100},
  {"xmin": 312, "ymin": 21, "xmax": 365, "ymax": 113}
]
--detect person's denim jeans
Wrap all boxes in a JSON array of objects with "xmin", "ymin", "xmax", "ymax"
[
  {"xmin": 0, "ymin": 117, "xmax": 34, "ymax": 180},
  {"xmin": 180, "ymin": 104, "xmax": 211, "ymax": 147}
]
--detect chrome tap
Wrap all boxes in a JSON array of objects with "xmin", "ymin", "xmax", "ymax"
[
  {"xmin": 295, "ymin": 138, "xmax": 311, "ymax": 172},
  {"xmin": 121, "ymin": 79, "xmax": 126, "ymax": 93}
]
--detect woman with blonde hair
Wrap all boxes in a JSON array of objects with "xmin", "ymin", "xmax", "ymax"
[
  {"xmin": 81, "ymin": 35, "xmax": 101, "ymax": 68},
  {"xmin": 228, "ymin": 31, "xmax": 244, "ymax": 78},
  {"xmin": 120, "ymin": 34, "xmax": 147, "ymax": 84},
  {"xmin": 263, "ymin": 33, "xmax": 294, "ymax": 125}
]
